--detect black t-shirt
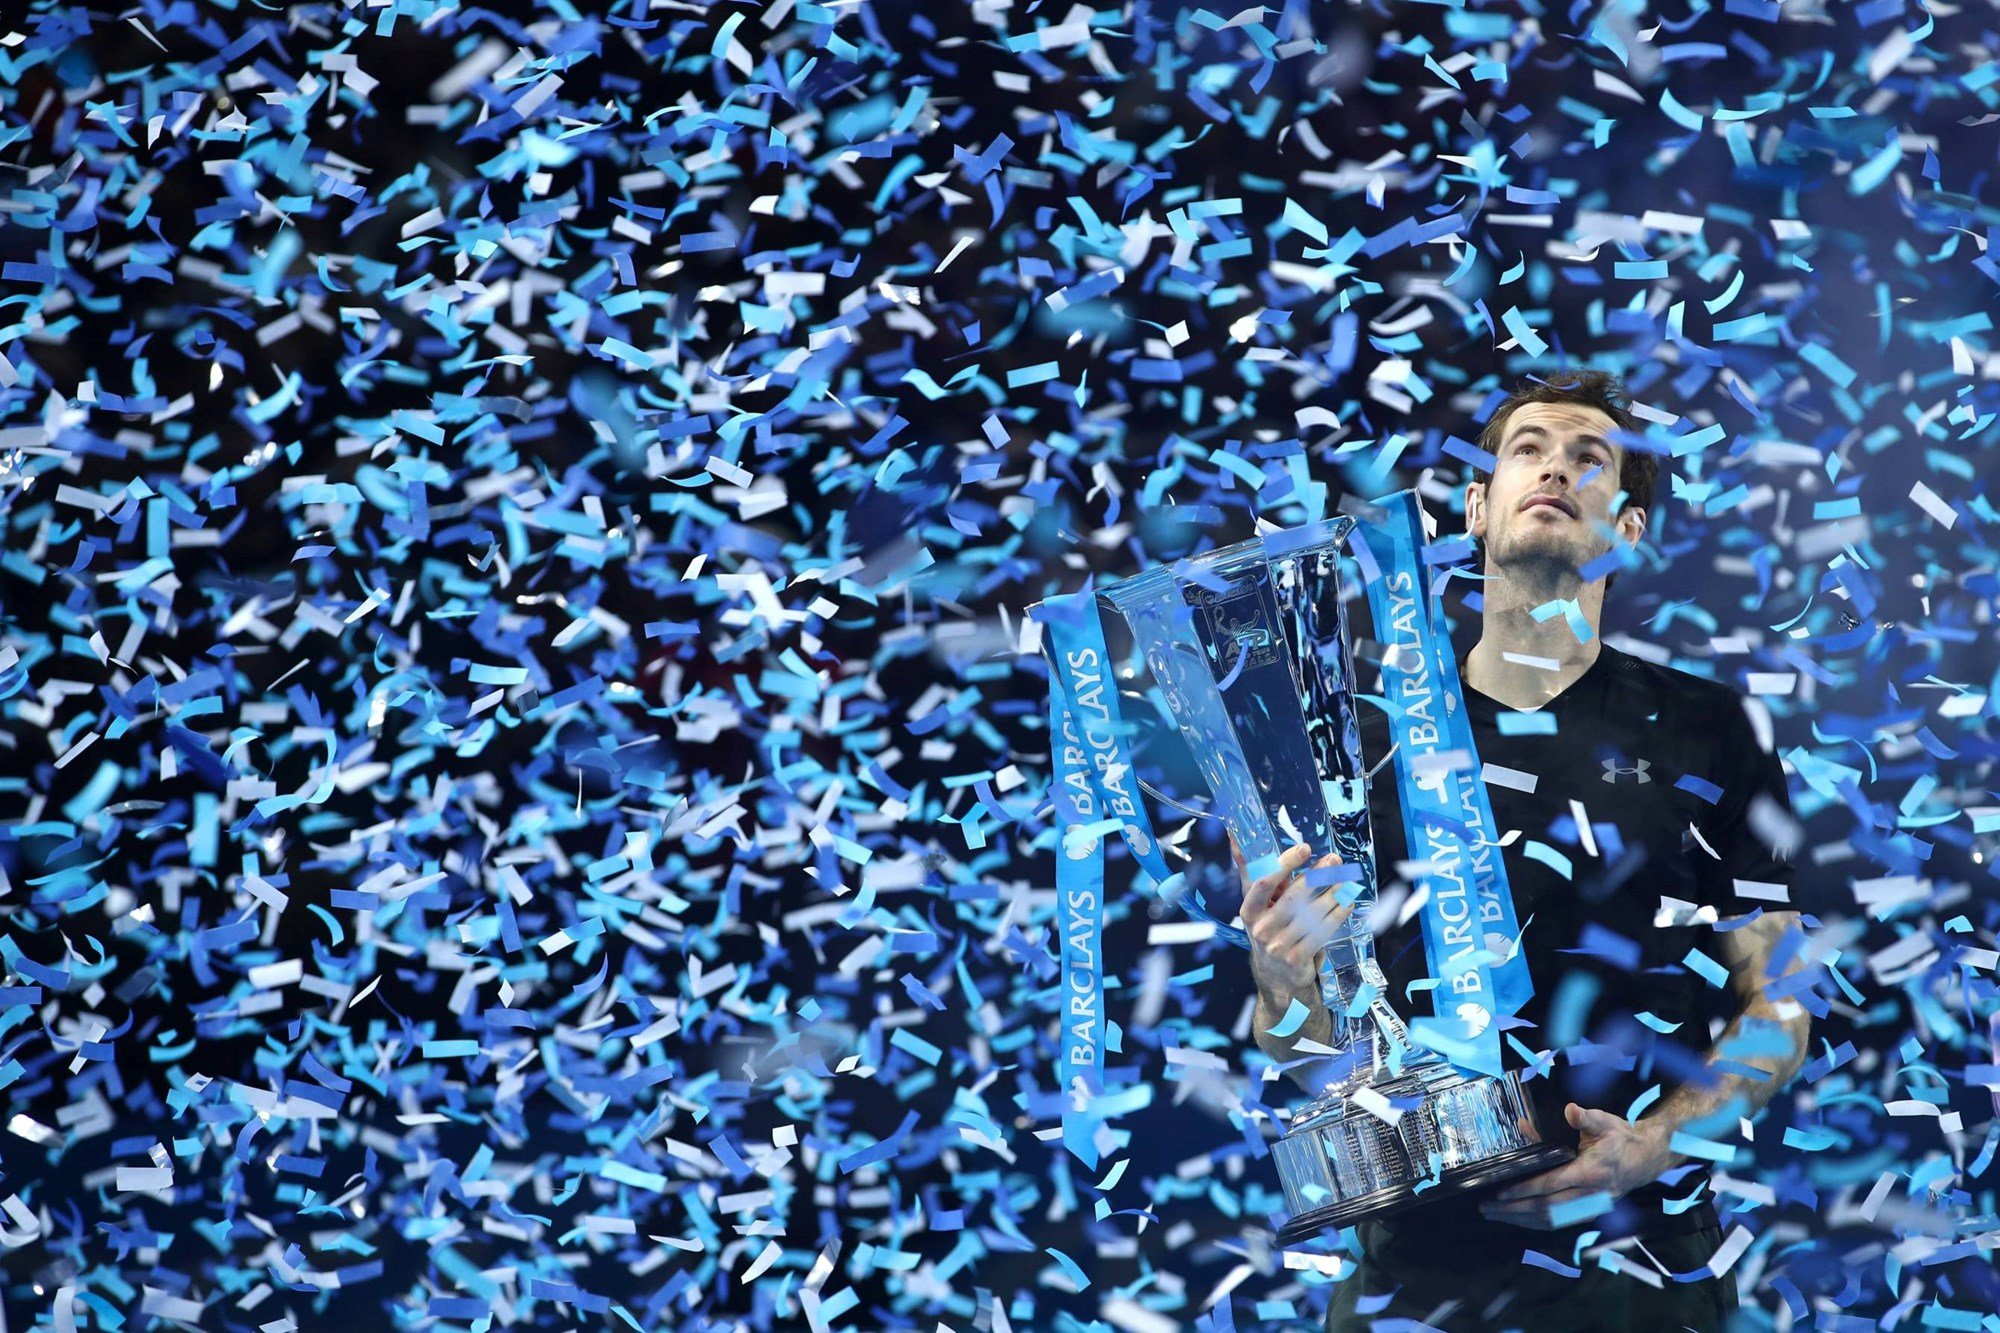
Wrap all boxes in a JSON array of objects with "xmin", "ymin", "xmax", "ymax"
[{"xmin": 1356, "ymin": 641, "xmax": 1796, "ymax": 1251}]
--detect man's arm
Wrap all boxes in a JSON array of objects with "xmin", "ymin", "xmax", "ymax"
[
  {"xmin": 1252, "ymin": 967, "xmax": 1335, "ymax": 1092},
  {"xmin": 1645, "ymin": 908, "xmax": 1814, "ymax": 1155},
  {"xmin": 1480, "ymin": 909, "xmax": 1814, "ymax": 1228},
  {"xmin": 1644, "ymin": 696, "xmax": 1814, "ymax": 1158},
  {"xmin": 1236, "ymin": 837, "xmax": 1351, "ymax": 1092}
]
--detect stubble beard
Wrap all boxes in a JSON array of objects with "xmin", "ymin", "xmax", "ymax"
[{"xmin": 1489, "ymin": 517, "xmax": 1601, "ymax": 602}]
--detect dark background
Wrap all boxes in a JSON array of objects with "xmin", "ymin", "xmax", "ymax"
[{"xmin": 2, "ymin": 0, "xmax": 1999, "ymax": 1328}]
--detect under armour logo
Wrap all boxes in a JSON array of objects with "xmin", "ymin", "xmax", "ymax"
[{"xmin": 1602, "ymin": 757, "xmax": 1652, "ymax": 783}]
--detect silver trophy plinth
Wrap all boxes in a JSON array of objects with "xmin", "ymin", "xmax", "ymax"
[{"xmin": 1095, "ymin": 515, "xmax": 1570, "ymax": 1244}]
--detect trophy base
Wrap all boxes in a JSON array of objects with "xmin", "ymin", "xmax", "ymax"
[
  {"xmin": 1274, "ymin": 1141, "xmax": 1573, "ymax": 1246},
  {"xmin": 1271, "ymin": 1061, "xmax": 1575, "ymax": 1247}
]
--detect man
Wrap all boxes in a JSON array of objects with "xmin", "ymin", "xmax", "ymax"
[{"xmin": 1237, "ymin": 369, "xmax": 1813, "ymax": 1331}]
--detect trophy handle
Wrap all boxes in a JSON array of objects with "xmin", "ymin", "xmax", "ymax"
[{"xmin": 1134, "ymin": 777, "xmax": 1220, "ymax": 824}]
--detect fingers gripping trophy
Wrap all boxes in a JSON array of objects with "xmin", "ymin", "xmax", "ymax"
[{"xmin": 1036, "ymin": 491, "xmax": 1570, "ymax": 1245}]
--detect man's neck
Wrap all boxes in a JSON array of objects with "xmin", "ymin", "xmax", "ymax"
[{"xmin": 1465, "ymin": 563, "xmax": 1607, "ymax": 710}]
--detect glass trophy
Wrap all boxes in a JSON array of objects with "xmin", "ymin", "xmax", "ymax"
[{"xmin": 1089, "ymin": 511, "xmax": 1571, "ymax": 1243}]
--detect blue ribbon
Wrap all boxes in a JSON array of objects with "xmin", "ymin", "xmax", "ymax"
[
  {"xmin": 1357, "ymin": 491, "xmax": 1528, "ymax": 1079},
  {"xmin": 1429, "ymin": 581, "xmax": 1534, "ymax": 1023},
  {"xmin": 1036, "ymin": 582, "xmax": 1179, "ymax": 1166},
  {"xmin": 1047, "ymin": 672, "xmax": 1107, "ymax": 1168}
]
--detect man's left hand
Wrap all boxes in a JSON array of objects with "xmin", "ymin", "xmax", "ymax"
[{"xmin": 1477, "ymin": 1103, "xmax": 1677, "ymax": 1230}]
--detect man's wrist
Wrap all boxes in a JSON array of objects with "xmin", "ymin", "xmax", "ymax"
[
  {"xmin": 1636, "ymin": 1114, "xmax": 1686, "ymax": 1176},
  {"xmin": 1250, "ymin": 950, "xmax": 1323, "ymax": 1001},
  {"xmin": 1255, "ymin": 986, "xmax": 1324, "ymax": 1025},
  {"xmin": 1255, "ymin": 990, "xmax": 1334, "ymax": 1060}
]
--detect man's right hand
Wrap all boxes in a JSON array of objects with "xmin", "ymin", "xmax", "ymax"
[{"xmin": 1231, "ymin": 833, "xmax": 1357, "ymax": 991}]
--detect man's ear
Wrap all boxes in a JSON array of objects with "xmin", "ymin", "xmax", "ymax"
[
  {"xmin": 1466, "ymin": 480, "xmax": 1486, "ymax": 538},
  {"xmin": 1618, "ymin": 505, "xmax": 1646, "ymax": 549}
]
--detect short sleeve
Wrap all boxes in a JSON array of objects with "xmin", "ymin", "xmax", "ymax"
[{"xmin": 1689, "ymin": 693, "xmax": 1799, "ymax": 915}]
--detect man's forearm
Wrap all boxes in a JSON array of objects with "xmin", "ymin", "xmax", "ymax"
[
  {"xmin": 1646, "ymin": 996, "xmax": 1811, "ymax": 1164},
  {"xmin": 1252, "ymin": 973, "xmax": 1335, "ymax": 1090},
  {"xmin": 1646, "ymin": 911, "xmax": 1816, "ymax": 1165}
]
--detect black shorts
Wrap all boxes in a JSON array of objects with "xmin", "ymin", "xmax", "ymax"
[{"xmin": 1324, "ymin": 1221, "xmax": 1740, "ymax": 1333}]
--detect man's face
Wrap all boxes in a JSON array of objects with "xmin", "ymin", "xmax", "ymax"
[{"xmin": 1467, "ymin": 402, "xmax": 1644, "ymax": 583}]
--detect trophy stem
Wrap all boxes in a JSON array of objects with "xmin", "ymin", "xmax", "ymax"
[{"xmin": 1315, "ymin": 933, "xmax": 1428, "ymax": 1085}]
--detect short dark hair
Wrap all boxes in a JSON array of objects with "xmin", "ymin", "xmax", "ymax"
[{"xmin": 1468, "ymin": 368, "xmax": 1659, "ymax": 593}]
